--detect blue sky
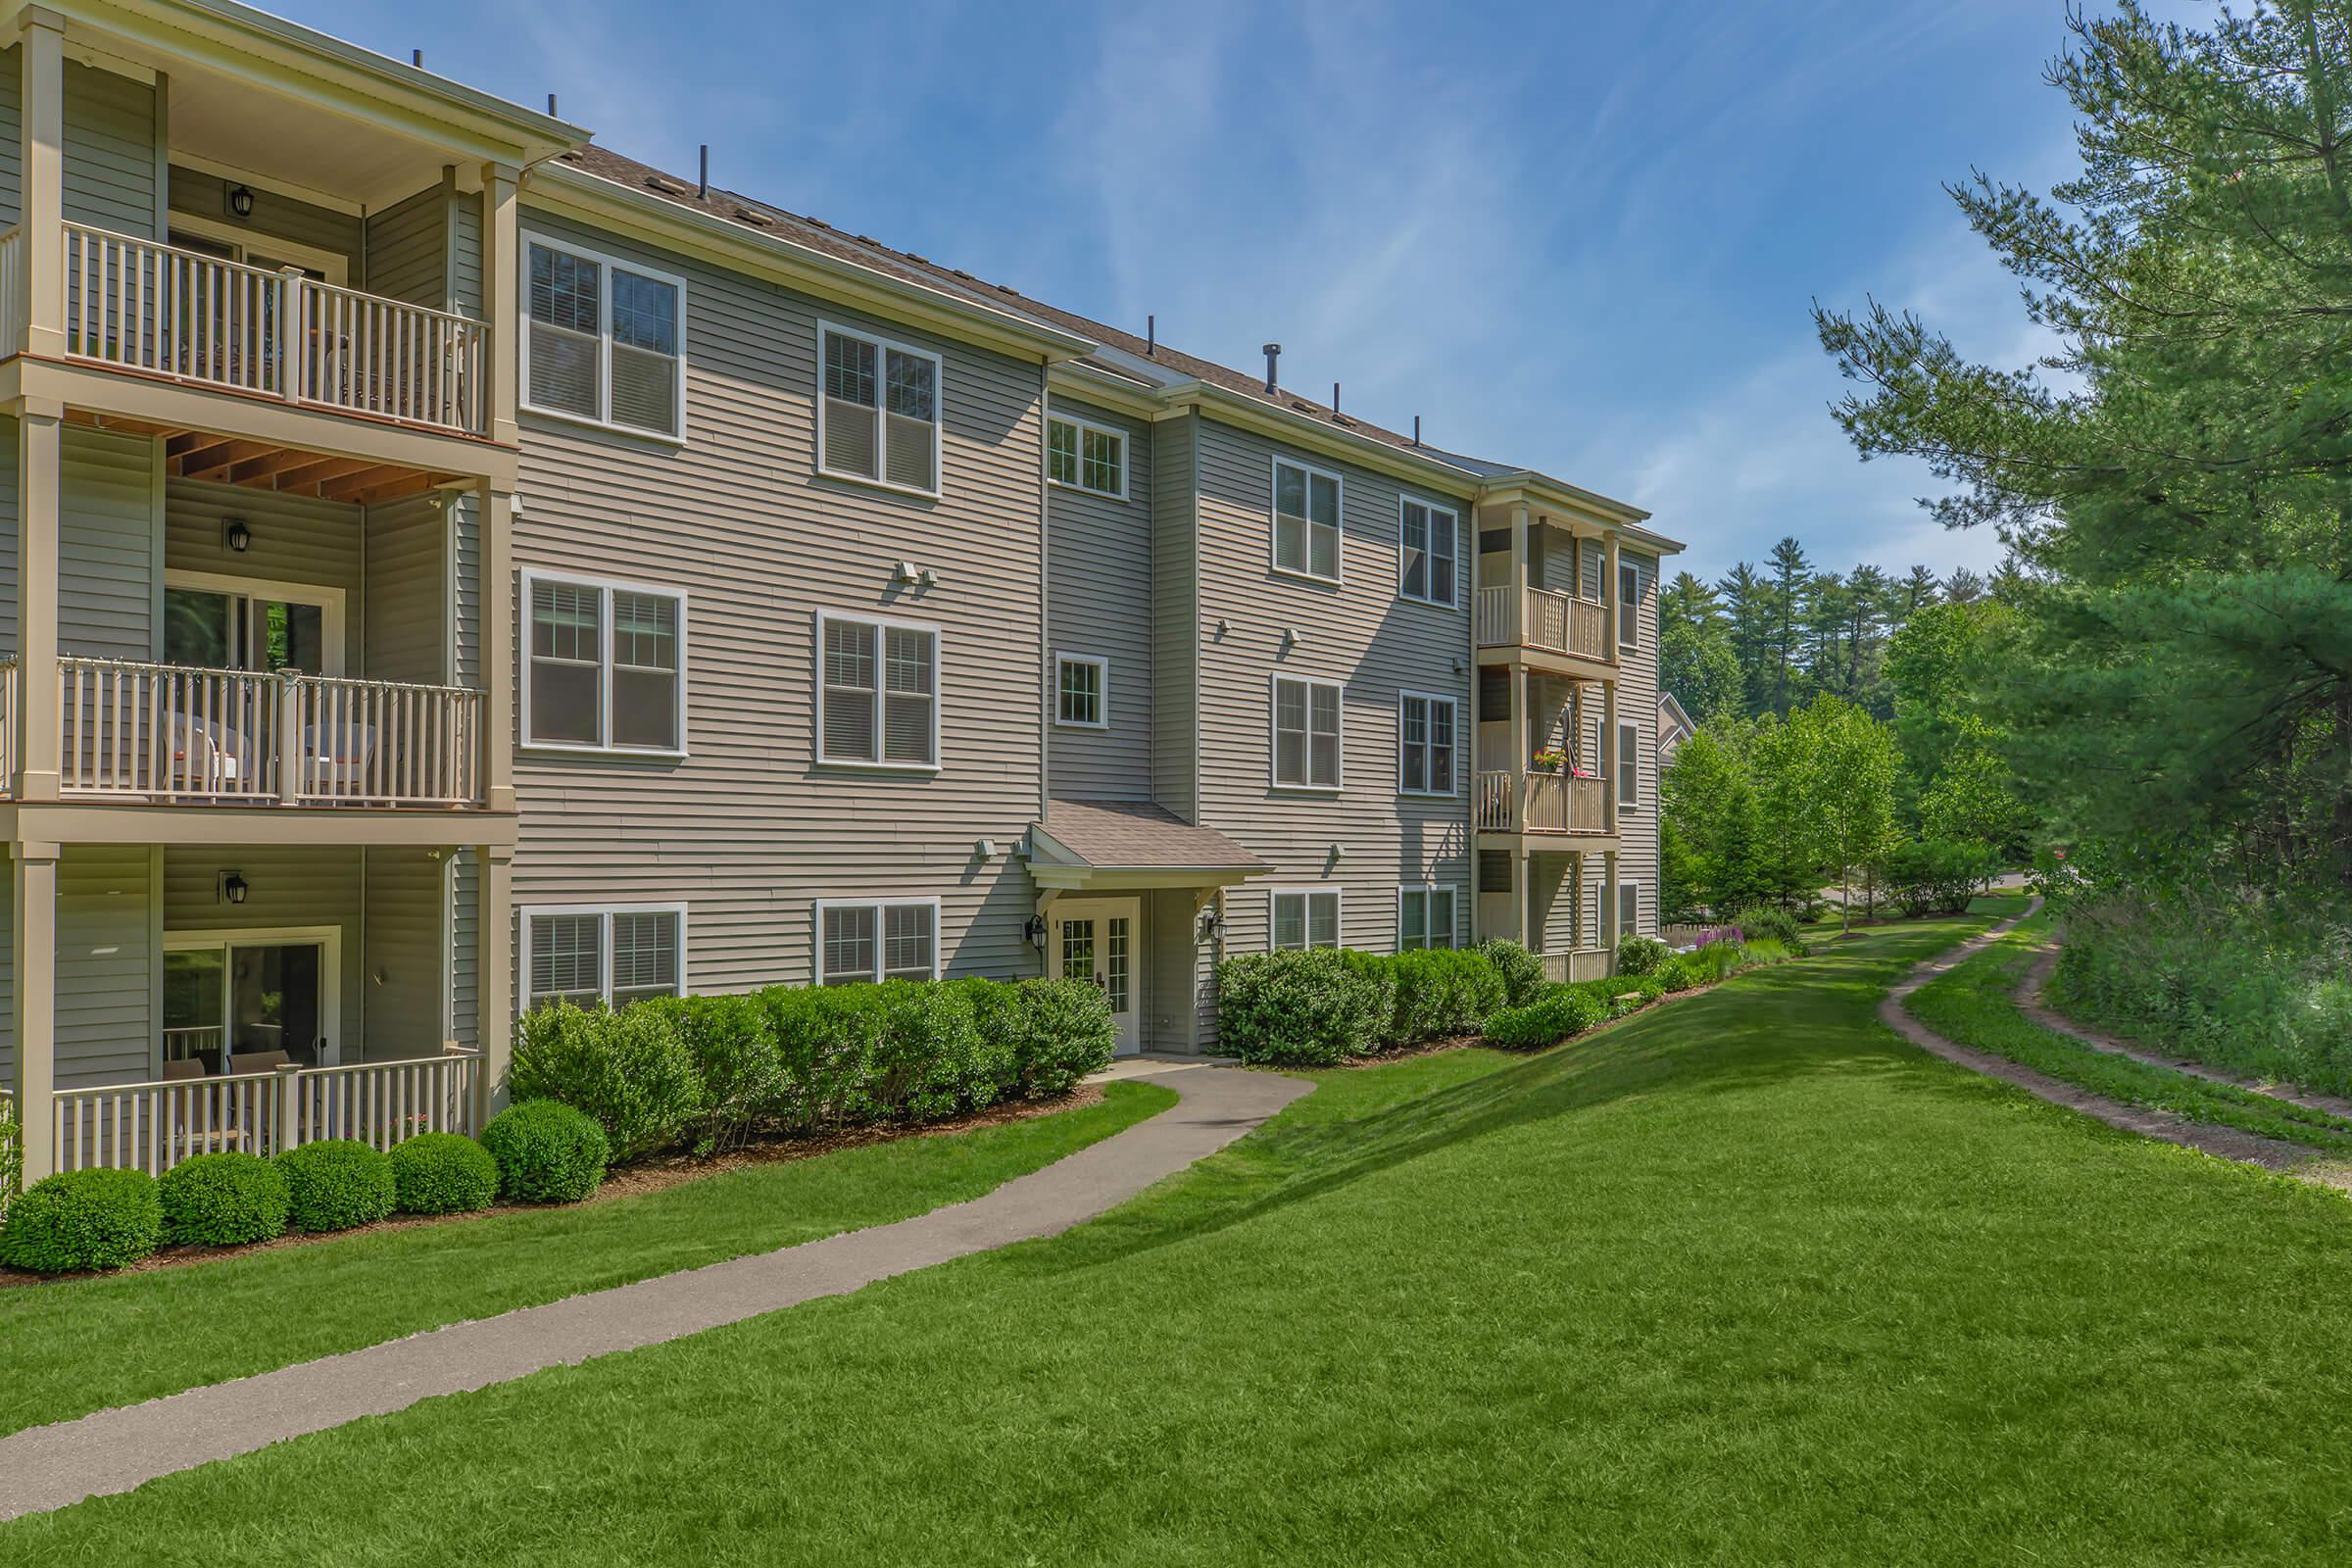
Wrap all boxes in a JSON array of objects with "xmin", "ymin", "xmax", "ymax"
[{"xmin": 281, "ymin": 0, "xmax": 2132, "ymax": 585}]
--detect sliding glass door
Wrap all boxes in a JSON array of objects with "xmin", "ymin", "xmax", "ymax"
[{"xmin": 162, "ymin": 932, "xmax": 339, "ymax": 1074}]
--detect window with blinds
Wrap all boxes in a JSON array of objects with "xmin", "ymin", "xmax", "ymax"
[
  {"xmin": 524, "ymin": 238, "xmax": 685, "ymax": 437},
  {"xmin": 1271, "ymin": 889, "xmax": 1341, "ymax": 950},
  {"xmin": 1398, "ymin": 886, "xmax": 1457, "ymax": 951},
  {"xmin": 821, "ymin": 323, "xmax": 941, "ymax": 494},
  {"xmin": 819, "ymin": 613, "xmax": 939, "ymax": 768},
  {"xmin": 1272, "ymin": 459, "xmax": 1343, "ymax": 580},
  {"xmin": 524, "ymin": 907, "xmax": 683, "ymax": 1009},
  {"xmin": 1399, "ymin": 498, "xmax": 1458, "ymax": 607},
  {"xmin": 1273, "ymin": 674, "xmax": 1343, "ymax": 789},
  {"xmin": 1398, "ymin": 692, "xmax": 1457, "ymax": 796},
  {"xmin": 817, "ymin": 900, "xmax": 939, "ymax": 983},
  {"xmin": 523, "ymin": 572, "xmax": 687, "ymax": 754}
]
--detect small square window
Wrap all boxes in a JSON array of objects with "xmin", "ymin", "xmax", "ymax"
[
  {"xmin": 1272, "ymin": 889, "xmax": 1341, "ymax": 951},
  {"xmin": 1056, "ymin": 654, "xmax": 1107, "ymax": 728},
  {"xmin": 1048, "ymin": 415, "xmax": 1126, "ymax": 498}
]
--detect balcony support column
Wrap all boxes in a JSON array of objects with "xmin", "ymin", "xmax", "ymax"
[
  {"xmin": 479, "ymin": 482, "xmax": 515, "ymax": 813},
  {"xmin": 476, "ymin": 843, "xmax": 514, "ymax": 1123},
  {"xmin": 1508, "ymin": 501, "xmax": 1530, "ymax": 645},
  {"xmin": 12, "ymin": 841, "xmax": 58, "ymax": 1183},
  {"xmin": 15, "ymin": 406, "xmax": 61, "ymax": 801},
  {"xmin": 17, "ymin": 10, "xmax": 65, "ymax": 360},
  {"xmin": 1604, "ymin": 529, "xmax": 1622, "ymax": 662},
  {"xmin": 480, "ymin": 163, "xmax": 521, "ymax": 447}
]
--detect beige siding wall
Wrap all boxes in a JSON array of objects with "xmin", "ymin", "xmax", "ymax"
[
  {"xmin": 61, "ymin": 426, "xmax": 158, "ymax": 661},
  {"xmin": 364, "ymin": 847, "xmax": 448, "ymax": 1059},
  {"xmin": 0, "ymin": 46, "xmax": 20, "ymax": 228},
  {"xmin": 1149, "ymin": 412, "xmax": 1199, "ymax": 819},
  {"xmin": 1046, "ymin": 396, "xmax": 1152, "ymax": 802},
  {"xmin": 63, "ymin": 60, "xmax": 156, "ymax": 238},
  {"xmin": 449, "ymin": 851, "xmax": 477, "ymax": 1049},
  {"xmin": 362, "ymin": 491, "xmax": 448, "ymax": 684},
  {"xmin": 504, "ymin": 206, "xmax": 1050, "ymax": 1011},
  {"xmin": 1191, "ymin": 416, "xmax": 1474, "ymax": 956},
  {"xmin": 0, "ymin": 416, "xmax": 18, "ymax": 648},
  {"xmin": 364, "ymin": 180, "xmax": 448, "ymax": 307},
  {"xmin": 58, "ymin": 845, "xmax": 156, "ymax": 1090}
]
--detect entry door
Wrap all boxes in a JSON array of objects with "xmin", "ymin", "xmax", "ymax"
[
  {"xmin": 163, "ymin": 937, "xmax": 336, "ymax": 1071},
  {"xmin": 1049, "ymin": 898, "xmax": 1142, "ymax": 1057}
]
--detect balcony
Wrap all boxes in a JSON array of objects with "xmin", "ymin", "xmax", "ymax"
[
  {"xmin": 46, "ymin": 658, "xmax": 482, "ymax": 808},
  {"xmin": 1, "ymin": 223, "xmax": 489, "ymax": 438},
  {"xmin": 1475, "ymin": 584, "xmax": 1610, "ymax": 662},
  {"xmin": 1474, "ymin": 769, "xmax": 1609, "ymax": 836}
]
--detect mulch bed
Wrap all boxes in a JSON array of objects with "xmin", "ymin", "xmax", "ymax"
[{"xmin": 0, "ymin": 1084, "xmax": 1106, "ymax": 1287}]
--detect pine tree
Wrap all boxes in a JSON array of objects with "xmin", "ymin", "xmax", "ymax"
[
  {"xmin": 1716, "ymin": 563, "xmax": 1774, "ymax": 717},
  {"xmin": 1764, "ymin": 537, "xmax": 1812, "ymax": 714}
]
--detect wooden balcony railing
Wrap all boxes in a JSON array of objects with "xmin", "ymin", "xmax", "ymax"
[
  {"xmin": 49, "ymin": 1049, "xmax": 482, "ymax": 1177},
  {"xmin": 1474, "ymin": 584, "xmax": 1610, "ymax": 661},
  {"xmin": 1474, "ymin": 769, "xmax": 1609, "ymax": 835},
  {"xmin": 56, "ymin": 222, "xmax": 488, "ymax": 435},
  {"xmin": 58, "ymin": 657, "xmax": 481, "ymax": 807}
]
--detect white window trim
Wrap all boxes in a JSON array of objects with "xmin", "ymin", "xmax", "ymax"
[
  {"xmin": 811, "ymin": 896, "xmax": 945, "ymax": 983},
  {"xmin": 519, "ymin": 567, "xmax": 690, "ymax": 759},
  {"xmin": 519, "ymin": 231, "xmax": 689, "ymax": 443},
  {"xmin": 813, "ymin": 609, "xmax": 944, "ymax": 773},
  {"xmin": 1396, "ymin": 495, "xmax": 1461, "ymax": 610},
  {"xmin": 1266, "ymin": 886, "xmax": 1343, "ymax": 952},
  {"xmin": 815, "ymin": 318, "xmax": 947, "ymax": 500},
  {"xmin": 1619, "ymin": 562, "xmax": 1642, "ymax": 649},
  {"xmin": 1617, "ymin": 718, "xmax": 1641, "ymax": 808},
  {"xmin": 1618, "ymin": 881, "xmax": 1642, "ymax": 934},
  {"xmin": 1396, "ymin": 688, "xmax": 1460, "ymax": 798},
  {"xmin": 1268, "ymin": 670, "xmax": 1346, "ymax": 793},
  {"xmin": 518, "ymin": 903, "xmax": 689, "ymax": 1010},
  {"xmin": 1046, "ymin": 410, "xmax": 1129, "ymax": 500},
  {"xmin": 1053, "ymin": 651, "xmax": 1109, "ymax": 730},
  {"xmin": 163, "ymin": 569, "xmax": 350, "ymax": 677},
  {"xmin": 1396, "ymin": 884, "xmax": 1461, "ymax": 952},
  {"xmin": 1267, "ymin": 454, "xmax": 1346, "ymax": 585}
]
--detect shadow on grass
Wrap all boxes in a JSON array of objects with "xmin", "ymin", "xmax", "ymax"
[{"xmin": 1008, "ymin": 915, "xmax": 1998, "ymax": 1278}]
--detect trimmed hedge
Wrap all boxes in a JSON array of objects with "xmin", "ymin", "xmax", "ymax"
[
  {"xmin": 481, "ymin": 1100, "xmax": 610, "ymax": 1204},
  {"xmin": 1476, "ymin": 939, "xmax": 1544, "ymax": 1007},
  {"xmin": 0, "ymin": 1167, "xmax": 162, "ymax": 1273},
  {"xmin": 1217, "ymin": 948, "xmax": 1396, "ymax": 1066},
  {"xmin": 1484, "ymin": 986, "xmax": 1608, "ymax": 1051},
  {"xmin": 388, "ymin": 1133, "xmax": 500, "ymax": 1215},
  {"xmin": 1391, "ymin": 949, "xmax": 1508, "ymax": 1044},
  {"xmin": 276, "ymin": 1140, "xmax": 397, "ymax": 1233},
  {"xmin": 158, "ymin": 1152, "xmax": 287, "ymax": 1248},
  {"xmin": 511, "ymin": 1003, "xmax": 705, "ymax": 1162},
  {"xmin": 639, "ymin": 992, "xmax": 783, "ymax": 1154},
  {"xmin": 1615, "ymin": 933, "xmax": 1671, "ymax": 977}
]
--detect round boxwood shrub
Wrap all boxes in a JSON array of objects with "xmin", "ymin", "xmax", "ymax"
[
  {"xmin": 386, "ymin": 1132, "xmax": 500, "ymax": 1215},
  {"xmin": 158, "ymin": 1152, "xmax": 287, "ymax": 1248},
  {"xmin": 274, "ymin": 1139, "xmax": 396, "ymax": 1233},
  {"xmin": 0, "ymin": 1167, "xmax": 163, "ymax": 1273},
  {"xmin": 480, "ymin": 1099, "xmax": 609, "ymax": 1204}
]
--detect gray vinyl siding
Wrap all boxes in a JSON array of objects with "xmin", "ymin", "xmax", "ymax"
[
  {"xmin": 363, "ymin": 180, "xmax": 448, "ymax": 308},
  {"xmin": 507, "ymin": 206, "xmax": 1049, "ymax": 1010},
  {"xmin": 449, "ymin": 851, "xmax": 476, "ymax": 1049},
  {"xmin": 0, "ymin": 417, "xmax": 19, "ymax": 648},
  {"xmin": 451, "ymin": 187, "xmax": 483, "ymax": 318},
  {"xmin": 1144, "ymin": 886, "xmax": 1213, "ymax": 1054},
  {"xmin": 0, "ymin": 860, "xmax": 13, "ymax": 1087},
  {"xmin": 1190, "ymin": 416, "xmax": 1474, "ymax": 955},
  {"xmin": 451, "ymin": 491, "xmax": 479, "ymax": 687},
  {"xmin": 1150, "ymin": 411, "xmax": 1199, "ymax": 819},
  {"xmin": 63, "ymin": 61, "xmax": 156, "ymax": 238},
  {"xmin": 167, "ymin": 164, "xmax": 361, "ymax": 272},
  {"xmin": 165, "ymin": 476, "xmax": 364, "ymax": 670},
  {"xmin": 1046, "ymin": 396, "xmax": 1152, "ymax": 802},
  {"xmin": 362, "ymin": 491, "xmax": 447, "ymax": 684},
  {"xmin": 163, "ymin": 846, "xmax": 363, "ymax": 1055},
  {"xmin": 364, "ymin": 847, "xmax": 448, "ymax": 1059},
  {"xmin": 1611, "ymin": 549, "xmax": 1660, "ymax": 937},
  {"xmin": 61, "ymin": 426, "xmax": 157, "ymax": 661},
  {"xmin": 0, "ymin": 47, "xmax": 21, "ymax": 228},
  {"xmin": 57, "ymin": 845, "xmax": 156, "ymax": 1090}
]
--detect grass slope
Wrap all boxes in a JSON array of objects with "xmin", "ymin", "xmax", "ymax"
[
  {"xmin": 1906, "ymin": 912, "xmax": 2352, "ymax": 1155},
  {"xmin": 13, "ymin": 916, "xmax": 2352, "ymax": 1565},
  {"xmin": 0, "ymin": 1082, "xmax": 1173, "ymax": 1438}
]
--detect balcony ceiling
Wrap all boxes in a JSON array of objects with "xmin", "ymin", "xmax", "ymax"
[{"xmin": 166, "ymin": 63, "xmax": 456, "ymax": 212}]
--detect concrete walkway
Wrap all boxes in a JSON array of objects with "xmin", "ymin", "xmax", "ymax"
[
  {"xmin": 0, "ymin": 1063, "xmax": 1310, "ymax": 1522},
  {"xmin": 1881, "ymin": 900, "xmax": 2315, "ymax": 1171}
]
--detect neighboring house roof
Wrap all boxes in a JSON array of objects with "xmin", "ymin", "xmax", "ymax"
[
  {"xmin": 537, "ymin": 144, "xmax": 1680, "ymax": 551},
  {"xmin": 1657, "ymin": 691, "xmax": 1697, "ymax": 755},
  {"xmin": 1030, "ymin": 801, "xmax": 1269, "ymax": 891}
]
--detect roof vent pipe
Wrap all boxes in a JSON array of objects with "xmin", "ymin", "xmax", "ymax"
[
  {"xmin": 1332, "ymin": 382, "xmax": 1341, "ymax": 416},
  {"xmin": 1147, "ymin": 315, "xmax": 1155, "ymax": 357},
  {"xmin": 1413, "ymin": 415, "xmax": 1421, "ymax": 448},
  {"xmin": 548, "ymin": 92, "xmax": 559, "ymax": 117},
  {"xmin": 698, "ymin": 145, "xmax": 710, "ymax": 199},
  {"xmin": 412, "ymin": 49, "xmax": 423, "ymax": 68},
  {"xmin": 1262, "ymin": 343, "xmax": 1281, "ymax": 394}
]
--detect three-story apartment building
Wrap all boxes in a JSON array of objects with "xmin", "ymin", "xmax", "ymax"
[{"xmin": 0, "ymin": 0, "xmax": 1679, "ymax": 1183}]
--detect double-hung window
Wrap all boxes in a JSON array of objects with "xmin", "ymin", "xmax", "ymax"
[
  {"xmin": 524, "ymin": 237, "xmax": 685, "ymax": 438},
  {"xmin": 523, "ymin": 906, "xmax": 684, "ymax": 1009},
  {"xmin": 815, "ymin": 898, "xmax": 940, "ymax": 984},
  {"xmin": 1272, "ymin": 458, "xmax": 1342, "ymax": 581},
  {"xmin": 1271, "ymin": 889, "xmax": 1341, "ymax": 951},
  {"xmin": 1617, "ymin": 882, "xmax": 1641, "ymax": 934},
  {"xmin": 1619, "ymin": 562, "xmax": 1642, "ymax": 649},
  {"xmin": 1272, "ymin": 674, "xmax": 1343, "ymax": 790},
  {"xmin": 1399, "ymin": 498, "xmax": 1458, "ymax": 607},
  {"xmin": 1398, "ymin": 886, "xmax": 1457, "ymax": 951},
  {"xmin": 819, "ymin": 322, "xmax": 942, "ymax": 495},
  {"xmin": 1617, "ymin": 719, "xmax": 1640, "ymax": 808},
  {"xmin": 818, "ymin": 612, "xmax": 939, "ymax": 768},
  {"xmin": 1047, "ymin": 415, "xmax": 1126, "ymax": 498},
  {"xmin": 1398, "ymin": 692, "xmax": 1457, "ymax": 796},
  {"xmin": 1055, "ymin": 653, "xmax": 1107, "ymax": 728},
  {"xmin": 523, "ymin": 571, "xmax": 686, "ymax": 754}
]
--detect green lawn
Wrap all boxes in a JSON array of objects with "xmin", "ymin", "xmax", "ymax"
[
  {"xmin": 0, "ymin": 1081, "xmax": 1172, "ymax": 1438},
  {"xmin": 12, "ymin": 915, "xmax": 2352, "ymax": 1564},
  {"xmin": 1905, "ymin": 911, "xmax": 2352, "ymax": 1155}
]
